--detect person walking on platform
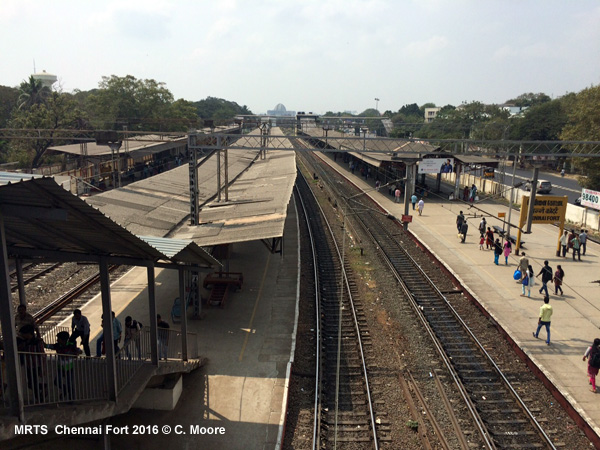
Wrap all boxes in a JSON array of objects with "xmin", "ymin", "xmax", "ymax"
[
  {"xmin": 417, "ymin": 198, "xmax": 425, "ymax": 216},
  {"xmin": 411, "ymin": 193, "xmax": 417, "ymax": 210},
  {"xmin": 493, "ymin": 238, "xmax": 502, "ymax": 264},
  {"xmin": 527, "ymin": 265, "xmax": 535, "ymax": 289},
  {"xmin": 580, "ymin": 230, "xmax": 588, "ymax": 255},
  {"xmin": 533, "ymin": 296, "xmax": 553, "ymax": 345},
  {"xmin": 395, "ymin": 187, "xmax": 402, "ymax": 203},
  {"xmin": 157, "ymin": 314, "xmax": 170, "ymax": 361},
  {"xmin": 456, "ymin": 211, "xmax": 465, "ymax": 232},
  {"xmin": 485, "ymin": 227, "xmax": 494, "ymax": 250},
  {"xmin": 583, "ymin": 338, "xmax": 600, "ymax": 393},
  {"xmin": 537, "ymin": 261, "xmax": 553, "ymax": 297},
  {"xmin": 503, "ymin": 239, "xmax": 512, "ymax": 265},
  {"xmin": 521, "ymin": 268, "xmax": 531, "ymax": 297},
  {"xmin": 559, "ymin": 230, "xmax": 569, "ymax": 257},
  {"xmin": 478, "ymin": 217, "xmax": 487, "ymax": 237},
  {"xmin": 459, "ymin": 220, "xmax": 468, "ymax": 243},
  {"xmin": 554, "ymin": 265, "xmax": 565, "ymax": 295},
  {"xmin": 571, "ymin": 233, "xmax": 582, "ymax": 261},
  {"xmin": 517, "ymin": 253, "xmax": 529, "ymax": 281}
]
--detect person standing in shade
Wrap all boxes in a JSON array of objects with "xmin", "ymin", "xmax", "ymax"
[
  {"xmin": 559, "ymin": 230, "xmax": 569, "ymax": 257},
  {"xmin": 456, "ymin": 211, "xmax": 465, "ymax": 232},
  {"xmin": 15, "ymin": 305, "xmax": 41, "ymax": 339},
  {"xmin": 571, "ymin": 233, "xmax": 582, "ymax": 261},
  {"xmin": 459, "ymin": 220, "xmax": 468, "ymax": 243},
  {"xmin": 463, "ymin": 186, "xmax": 469, "ymax": 201},
  {"xmin": 493, "ymin": 238, "xmax": 502, "ymax": 265},
  {"xmin": 554, "ymin": 265, "xmax": 565, "ymax": 296},
  {"xmin": 536, "ymin": 260, "xmax": 553, "ymax": 297},
  {"xmin": 157, "ymin": 314, "xmax": 170, "ymax": 361},
  {"xmin": 583, "ymin": 338, "xmax": 600, "ymax": 393},
  {"xmin": 411, "ymin": 193, "xmax": 417, "ymax": 210},
  {"xmin": 533, "ymin": 296, "xmax": 553, "ymax": 345},
  {"xmin": 70, "ymin": 309, "xmax": 91, "ymax": 357},
  {"xmin": 503, "ymin": 239, "xmax": 512, "ymax": 265},
  {"xmin": 417, "ymin": 198, "xmax": 425, "ymax": 216},
  {"xmin": 395, "ymin": 187, "xmax": 402, "ymax": 203},
  {"xmin": 580, "ymin": 230, "xmax": 588, "ymax": 255}
]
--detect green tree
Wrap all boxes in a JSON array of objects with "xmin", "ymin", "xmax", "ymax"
[
  {"xmin": 560, "ymin": 85, "xmax": 600, "ymax": 188},
  {"xmin": 193, "ymin": 97, "xmax": 252, "ymax": 123},
  {"xmin": 85, "ymin": 75, "xmax": 176, "ymax": 130},
  {"xmin": 18, "ymin": 75, "xmax": 51, "ymax": 109},
  {"xmin": 505, "ymin": 92, "xmax": 551, "ymax": 108},
  {"xmin": 9, "ymin": 91, "xmax": 82, "ymax": 169}
]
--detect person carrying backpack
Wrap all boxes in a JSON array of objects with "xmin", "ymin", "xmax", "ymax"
[{"xmin": 583, "ymin": 338, "xmax": 600, "ymax": 393}]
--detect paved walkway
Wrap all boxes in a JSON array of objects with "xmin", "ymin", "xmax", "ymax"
[{"xmin": 317, "ymin": 152, "xmax": 600, "ymax": 438}]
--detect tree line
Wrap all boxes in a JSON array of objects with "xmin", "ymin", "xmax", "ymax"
[{"xmin": 0, "ymin": 74, "xmax": 252, "ymax": 170}]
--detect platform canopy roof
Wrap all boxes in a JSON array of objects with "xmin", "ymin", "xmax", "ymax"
[{"xmin": 0, "ymin": 175, "xmax": 219, "ymax": 268}]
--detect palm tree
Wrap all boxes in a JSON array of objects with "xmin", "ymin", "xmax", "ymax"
[{"xmin": 18, "ymin": 75, "xmax": 50, "ymax": 109}]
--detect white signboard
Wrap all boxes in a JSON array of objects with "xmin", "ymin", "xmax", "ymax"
[
  {"xmin": 419, "ymin": 158, "xmax": 454, "ymax": 174},
  {"xmin": 581, "ymin": 188, "xmax": 600, "ymax": 210}
]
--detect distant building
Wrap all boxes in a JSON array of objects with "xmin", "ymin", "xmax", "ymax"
[
  {"xmin": 267, "ymin": 103, "xmax": 295, "ymax": 117},
  {"xmin": 500, "ymin": 104, "xmax": 529, "ymax": 117},
  {"xmin": 32, "ymin": 70, "xmax": 57, "ymax": 90},
  {"xmin": 424, "ymin": 107, "xmax": 441, "ymax": 123}
]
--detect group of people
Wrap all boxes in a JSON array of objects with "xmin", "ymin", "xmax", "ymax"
[
  {"xmin": 559, "ymin": 229, "xmax": 588, "ymax": 260},
  {"xmin": 8, "ymin": 305, "xmax": 171, "ymax": 402},
  {"xmin": 462, "ymin": 184, "xmax": 478, "ymax": 202}
]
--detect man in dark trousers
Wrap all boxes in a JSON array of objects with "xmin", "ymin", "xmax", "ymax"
[
  {"xmin": 459, "ymin": 220, "xmax": 468, "ymax": 243},
  {"xmin": 456, "ymin": 211, "xmax": 465, "ymax": 232},
  {"xmin": 536, "ymin": 260, "xmax": 553, "ymax": 297}
]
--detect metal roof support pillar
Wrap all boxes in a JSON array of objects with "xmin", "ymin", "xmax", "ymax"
[
  {"xmin": 525, "ymin": 167, "xmax": 540, "ymax": 234},
  {"xmin": 100, "ymin": 256, "xmax": 118, "ymax": 402},
  {"xmin": 223, "ymin": 139, "xmax": 229, "ymax": 202},
  {"xmin": 188, "ymin": 134, "xmax": 199, "ymax": 225},
  {"xmin": 147, "ymin": 264, "xmax": 159, "ymax": 366},
  {"xmin": 179, "ymin": 268, "xmax": 189, "ymax": 361},
  {"xmin": 15, "ymin": 258, "xmax": 26, "ymax": 306},
  {"xmin": 217, "ymin": 144, "xmax": 222, "ymax": 202},
  {"xmin": 0, "ymin": 212, "xmax": 25, "ymax": 420}
]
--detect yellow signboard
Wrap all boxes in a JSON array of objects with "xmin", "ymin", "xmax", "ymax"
[
  {"xmin": 519, "ymin": 195, "xmax": 567, "ymax": 225},
  {"xmin": 498, "ymin": 212, "xmax": 506, "ymax": 218},
  {"xmin": 517, "ymin": 195, "xmax": 568, "ymax": 256}
]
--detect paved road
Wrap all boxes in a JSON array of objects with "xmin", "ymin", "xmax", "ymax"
[{"xmin": 495, "ymin": 167, "xmax": 584, "ymax": 205}]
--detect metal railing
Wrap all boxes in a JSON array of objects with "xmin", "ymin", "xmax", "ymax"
[
  {"xmin": 15, "ymin": 351, "xmax": 108, "ymax": 406},
  {"xmin": 0, "ymin": 328, "xmax": 198, "ymax": 409}
]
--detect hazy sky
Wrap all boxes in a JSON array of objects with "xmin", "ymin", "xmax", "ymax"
[{"xmin": 1, "ymin": 0, "xmax": 599, "ymax": 115}]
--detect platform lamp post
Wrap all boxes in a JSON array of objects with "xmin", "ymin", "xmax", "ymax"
[
  {"xmin": 374, "ymin": 98, "xmax": 379, "ymax": 112},
  {"xmin": 322, "ymin": 125, "xmax": 331, "ymax": 147}
]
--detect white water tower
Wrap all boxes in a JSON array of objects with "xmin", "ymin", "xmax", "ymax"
[{"xmin": 32, "ymin": 70, "xmax": 57, "ymax": 89}]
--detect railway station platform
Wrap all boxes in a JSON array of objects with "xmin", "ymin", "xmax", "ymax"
[
  {"xmin": 316, "ymin": 151, "xmax": 600, "ymax": 440},
  {"xmin": 4, "ymin": 199, "xmax": 299, "ymax": 450}
]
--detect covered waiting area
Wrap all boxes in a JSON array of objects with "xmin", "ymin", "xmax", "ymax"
[{"xmin": 0, "ymin": 175, "xmax": 220, "ymax": 422}]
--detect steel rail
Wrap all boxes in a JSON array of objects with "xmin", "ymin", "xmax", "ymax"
[
  {"xmin": 293, "ymin": 183, "xmax": 324, "ymax": 450},
  {"xmin": 295, "ymin": 160, "xmax": 379, "ymax": 449}
]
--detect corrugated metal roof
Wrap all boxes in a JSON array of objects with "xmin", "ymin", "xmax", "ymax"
[
  {"xmin": 0, "ymin": 172, "xmax": 44, "ymax": 186},
  {"xmin": 0, "ymin": 177, "xmax": 219, "ymax": 268},
  {"xmin": 138, "ymin": 235, "xmax": 220, "ymax": 267}
]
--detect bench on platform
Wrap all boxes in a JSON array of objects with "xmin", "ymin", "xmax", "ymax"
[
  {"xmin": 203, "ymin": 272, "xmax": 244, "ymax": 308},
  {"xmin": 492, "ymin": 225, "xmax": 525, "ymax": 247}
]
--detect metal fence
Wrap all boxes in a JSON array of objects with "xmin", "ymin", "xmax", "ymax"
[{"xmin": 0, "ymin": 328, "xmax": 198, "ymax": 409}]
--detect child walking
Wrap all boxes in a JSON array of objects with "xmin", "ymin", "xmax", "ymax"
[
  {"xmin": 583, "ymin": 339, "xmax": 600, "ymax": 393},
  {"xmin": 479, "ymin": 235, "xmax": 484, "ymax": 250},
  {"xmin": 521, "ymin": 270, "xmax": 531, "ymax": 297}
]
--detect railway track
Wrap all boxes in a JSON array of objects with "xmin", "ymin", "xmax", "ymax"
[
  {"xmin": 33, "ymin": 265, "xmax": 123, "ymax": 331},
  {"xmin": 10, "ymin": 262, "xmax": 62, "ymax": 292},
  {"xmin": 295, "ymin": 171, "xmax": 389, "ymax": 448},
  {"xmin": 297, "ymin": 144, "xmax": 558, "ymax": 449}
]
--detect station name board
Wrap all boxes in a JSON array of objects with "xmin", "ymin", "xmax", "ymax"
[{"xmin": 520, "ymin": 196, "xmax": 567, "ymax": 224}]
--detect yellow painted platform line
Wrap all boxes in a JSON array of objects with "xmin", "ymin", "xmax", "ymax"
[{"xmin": 239, "ymin": 252, "xmax": 272, "ymax": 361}]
